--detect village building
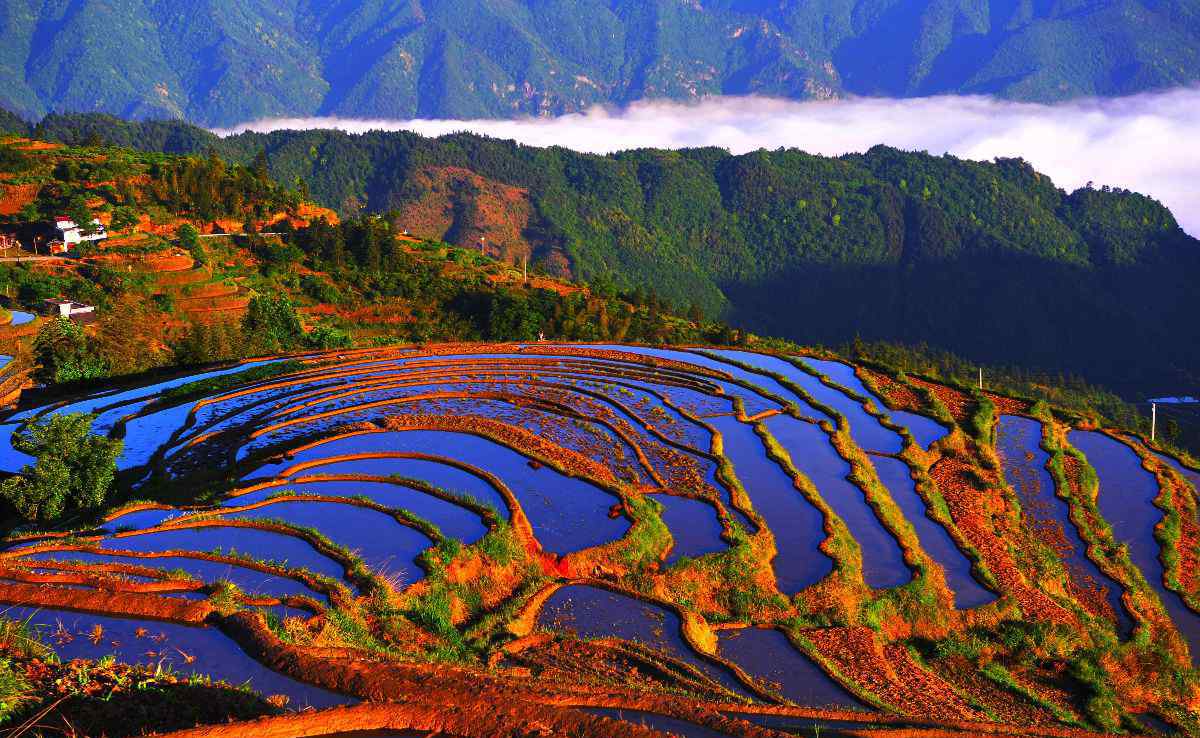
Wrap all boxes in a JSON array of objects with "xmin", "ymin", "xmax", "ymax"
[
  {"xmin": 54, "ymin": 216, "xmax": 107, "ymax": 247},
  {"xmin": 41, "ymin": 298, "xmax": 98, "ymax": 325}
]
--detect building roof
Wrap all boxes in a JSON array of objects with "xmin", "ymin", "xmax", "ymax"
[
  {"xmin": 54, "ymin": 216, "xmax": 104, "ymax": 230},
  {"xmin": 43, "ymin": 297, "xmax": 94, "ymax": 311}
]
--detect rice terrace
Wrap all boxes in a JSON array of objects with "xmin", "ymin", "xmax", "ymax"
[{"xmin": 0, "ymin": 343, "xmax": 1197, "ymax": 737}]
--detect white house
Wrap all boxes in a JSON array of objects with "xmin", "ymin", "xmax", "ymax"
[
  {"xmin": 42, "ymin": 298, "xmax": 96, "ymax": 319},
  {"xmin": 54, "ymin": 216, "xmax": 107, "ymax": 246}
]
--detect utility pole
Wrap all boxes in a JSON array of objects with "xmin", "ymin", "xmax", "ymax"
[
  {"xmin": 522, "ymin": 255, "xmax": 528, "ymax": 285},
  {"xmin": 978, "ymin": 367, "xmax": 983, "ymax": 390},
  {"xmin": 1151, "ymin": 402, "xmax": 1157, "ymax": 442}
]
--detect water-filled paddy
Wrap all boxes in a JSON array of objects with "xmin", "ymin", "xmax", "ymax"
[
  {"xmin": 3, "ymin": 606, "xmax": 349, "ymax": 709},
  {"xmin": 795, "ymin": 357, "xmax": 948, "ymax": 448},
  {"xmin": 1154, "ymin": 451, "xmax": 1200, "ymax": 495},
  {"xmin": 104, "ymin": 507, "xmax": 180, "ymax": 532},
  {"xmin": 12, "ymin": 360, "xmax": 280, "ymax": 422},
  {"xmin": 715, "ymin": 350, "xmax": 901, "ymax": 454},
  {"xmin": 579, "ymin": 345, "xmax": 782, "ymax": 416},
  {"xmin": 537, "ymin": 585, "xmax": 749, "ymax": 697},
  {"xmin": 1070, "ymin": 430, "xmax": 1200, "ymax": 662},
  {"xmin": 232, "ymin": 480, "xmax": 489, "ymax": 543},
  {"xmin": 872, "ymin": 456, "xmax": 994, "ymax": 608},
  {"xmin": 119, "ymin": 403, "xmax": 196, "ymax": 468},
  {"xmin": 225, "ymin": 500, "xmax": 433, "ymax": 585},
  {"xmin": 717, "ymin": 627, "xmax": 862, "ymax": 708},
  {"xmin": 5, "ymin": 345, "xmax": 1197, "ymax": 734},
  {"xmin": 257, "ymin": 453, "xmax": 510, "ymax": 517},
  {"xmin": 583, "ymin": 708, "xmax": 733, "ymax": 738},
  {"xmin": 889, "ymin": 410, "xmax": 948, "ymax": 448},
  {"xmin": 21, "ymin": 549, "xmax": 329, "ymax": 602},
  {"xmin": 764, "ymin": 416, "xmax": 910, "ymax": 589},
  {"xmin": 98, "ymin": 525, "xmax": 348, "ymax": 581},
  {"xmin": 0, "ymin": 422, "xmax": 34, "ymax": 472},
  {"xmin": 708, "ymin": 415, "xmax": 830, "ymax": 592},
  {"xmin": 252, "ymin": 430, "xmax": 627, "ymax": 553},
  {"xmin": 998, "ymin": 418, "xmax": 1129, "ymax": 631},
  {"xmin": 654, "ymin": 494, "xmax": 728, "ymax": 563},
  {"xmin": 726, "ymin": 712, "xmax": 868, "ymax": 736}
]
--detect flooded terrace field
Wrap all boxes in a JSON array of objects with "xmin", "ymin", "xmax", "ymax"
[{"xmin": 1, "ymin": 344, "xmax": 1196, "ymax": 737}]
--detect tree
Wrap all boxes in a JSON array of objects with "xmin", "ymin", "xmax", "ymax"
[
  {"xmin": 487, "ymin": 290, "xmax": 540, "ymax": 341},
  {"xmin": 178, "ymin": 223, "xmax": 206, "ymax": 265},
  {"xmin": 64, "ymin": 196, "xmax": 99, "ymax": 236},
  {"xmin": 110, "ymin": 206, "xmax": 139, "ymax": 233},
  {"xmin": 172, "ymin": 320, "xmax": 241, "ymax": 365},
  {"xmin": 252, "ymin": 149, "xmax": 270, "ymax": 183},
  {"xmin": 178, "ymin": 223, "xmax": 200, "ymax": 250},
  {"xmin": 0, "ymin": 413, "xmax": 122, "ymax": 522},
  {"xmin": 33, "ymin": 317, "xmax": 107, "ymax": 384},
  {"xmin": 305, "ymin": 324, "xmax": 351, "ymax": 349},
  {"xmin": 242, "ymin": 294, "xmax": 304, "ymax": 353},
  {"xmin": 93, "ymin": 294, "xmax": 170, "ymax": 376}
]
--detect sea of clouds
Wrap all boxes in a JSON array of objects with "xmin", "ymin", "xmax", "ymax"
[{"xmin": 215, "ymin": 88, "xmax": 1200, "ymax": 235}]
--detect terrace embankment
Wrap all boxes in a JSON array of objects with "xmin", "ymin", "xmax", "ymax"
[{"xmin": 3, "ymin": 345, "xmax": 1198, "ymax": 737}]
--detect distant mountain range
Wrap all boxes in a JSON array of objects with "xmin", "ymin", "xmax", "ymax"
[{"xmin": 2, "ymin": 0, "xmax": 1199, "ymax": 126}]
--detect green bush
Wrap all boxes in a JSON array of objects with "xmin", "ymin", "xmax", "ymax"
[
  {"xmin": 305, "ymin": 324, "xmax": 351, "ymax": 349},
  {"xmin": 33, "ymin": 317, "xmax": 107, "ymax": 384},
  {"xmin": 241, "ymin": 294, "xmax": 304, "ymax": 353},
  {"xmin": 0, "ymin": 413, "xmax": 122, "ymax": 522}
]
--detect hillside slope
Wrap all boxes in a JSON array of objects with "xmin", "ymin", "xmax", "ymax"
[
  {"xmin": 0, "ymin": 131, "xmax": 729, "ymax": 403},
  {"xmin": 2, "ymin": 0, "xmax": 1199, "ymax": 125},
  {"xmin": 25, "ymin": 112, "xmax": 1200, "ymax": 398}
]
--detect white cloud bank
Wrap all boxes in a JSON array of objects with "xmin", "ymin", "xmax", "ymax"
[{"xmin": 215, "ymin": 88, "xmax": 1200, "ymax": 235}]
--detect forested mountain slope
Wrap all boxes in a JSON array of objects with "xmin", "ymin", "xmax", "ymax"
[
  {"xmin": 17, "ymin": 111, "xmax": 1200, "ymax": 398},
  {"xmin": 2, "ymin": 0, "xmax": 1199, "ymax": 125}
]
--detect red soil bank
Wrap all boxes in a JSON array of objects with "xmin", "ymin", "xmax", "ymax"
[
  {"xmin": 0, "ymin": 581, "xmax": 211, "ymax": 623},
  {"xmin": 927, "ymin": 451, "xmax": 1075, "ymax": 625},
  {"xmin": 908, "ymin": 377, "xmax": 973, "ymax": 423},
  {"xmin": 0, "ymin": 182, "xmax": 40, "ymax": 215},
  {"xmin": 805, "ymin": 626, "xmax": 978, "ymax": 721},
  {"xmin": 859, "ymin": 370, "xmax": 924, "ymax": 412}
]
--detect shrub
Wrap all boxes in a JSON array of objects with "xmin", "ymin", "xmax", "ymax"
[
  {"xmin": 305, "ymin": 324, "xmax": 351, "ymax": 350},
  {"xmin": 110, "ymin": 205, "xmax": 139, "ymax": 233},
  {"xmin": 0, "ymin": 413, "xmax": 122, "ymax": 522},
  {"xmin": 178, "ymin": 223, "xmax": 206, "ymax": 265},
  {"xmin": 241, "ymin": 294, "xmax": 304, "ymax": 353},
  {"xmin": 33, "ymin": 317, "xmax": 107, "ymax": 384}
]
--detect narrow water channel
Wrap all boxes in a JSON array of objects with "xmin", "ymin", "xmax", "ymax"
[
  {"xmin": 765, "ymin": 415, "xmax": 910, "ymax": 589},
  {"xmin": 708, "ymin": 415, "xmax": 832, "ymax": 593},
  {"xmin": 1070, "ymin": 430, "xmax": 1200, "ymax": 662}
]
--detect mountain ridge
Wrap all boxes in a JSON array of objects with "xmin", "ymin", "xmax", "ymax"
[
  {"xmin": 16, "ymin": 110, "xmax": 1199, "ymax": 399},
  {"xmin": 2, "ymin": 0, "xmax": 1199, "ymax": 126}
]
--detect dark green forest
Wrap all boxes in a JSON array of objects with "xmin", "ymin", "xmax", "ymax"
[
  {"xmin": 14, "ymin": 111, "xmax": 1200, "ymax": 400},
  {"xmin": 2, "ymin": 0, "xmax": 1198, "ymax": 125}
]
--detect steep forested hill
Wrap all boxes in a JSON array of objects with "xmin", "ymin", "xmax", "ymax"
[
  {"xmin": 2, "ymin": 0, "xmax": 1199, "ymax": 125},
  {"xmin": 16, "ymin": 111, "xmax": 1200, "ymax": 398}
]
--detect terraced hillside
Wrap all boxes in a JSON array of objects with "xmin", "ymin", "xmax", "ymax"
[{"xmin": 0, "ymin": 345, "xmax": 1198, "ymax": 737}]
